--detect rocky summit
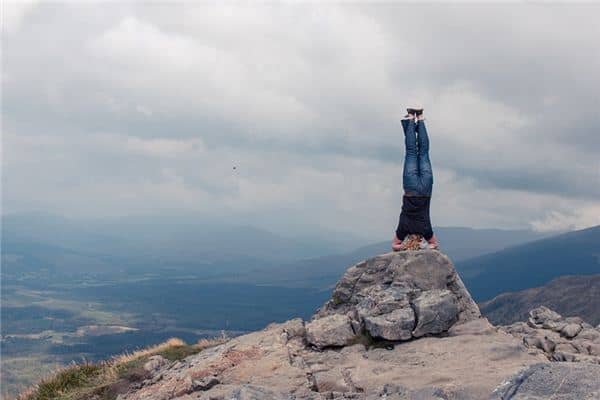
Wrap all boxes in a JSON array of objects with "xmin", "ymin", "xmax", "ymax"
[
  {"xmin": 308, "ymin": 251, "xmax": 480, "ymax": 346},
  {"xmin": 115, "ymin": 251, "xmax": 600, "ymax": 400}
]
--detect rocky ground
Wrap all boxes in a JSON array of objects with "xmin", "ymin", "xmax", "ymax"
[
  {"xmin": 89, "ymin": 251, "xmax": 600, "ymax": 399},
  {"xmin": 501, "ymin": 306, "xmax": 600, "ymax": 364}
]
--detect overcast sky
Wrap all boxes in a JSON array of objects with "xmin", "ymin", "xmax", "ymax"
[{"xmin": 2, "ymin": 2, "xmax": 599, "ymax": 238}]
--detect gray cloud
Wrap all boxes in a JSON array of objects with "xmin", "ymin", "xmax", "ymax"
[{"xmin": 2, "ymin": 2, "xmax": 599, "ymax": 236}]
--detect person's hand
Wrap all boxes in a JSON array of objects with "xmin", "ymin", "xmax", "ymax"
[
  {"xmin": 427, "ymin": 235, "xmax": 439, "ymax": 250},
  {"xmin": 392, "ymin": 234, "xmax": 403, "ymax": 251}
]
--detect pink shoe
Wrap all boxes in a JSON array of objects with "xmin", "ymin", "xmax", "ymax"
[
  {"xmin": 392, "ymin": 234, "xmax": 403, "ymax": 251},
  {"xmin": 427, "ymin": 235, "xmax": 439, "ymax": 250}
]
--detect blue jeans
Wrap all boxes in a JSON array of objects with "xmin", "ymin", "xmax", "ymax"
[{"xmin": 401, "ymin": 119, "xmax": 433, "ymax": 196}]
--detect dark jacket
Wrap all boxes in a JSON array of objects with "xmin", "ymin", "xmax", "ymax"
[{"xmin": 395, "ymin": 195, "xmax": 433, "ymax": 241}]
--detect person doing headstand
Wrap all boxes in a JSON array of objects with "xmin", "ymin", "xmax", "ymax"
[{"xmin": 392, "ymin": 107, "xmax": 439, "ymax": 251}]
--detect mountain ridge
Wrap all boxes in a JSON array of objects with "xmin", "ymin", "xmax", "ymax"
[
  {"xmin": 458, "ymin": 225, "xmax": 600, "ymax": 301},
  {"xmin": 480, "ymin": 274, "xmax": 600, "ymax": 326}
]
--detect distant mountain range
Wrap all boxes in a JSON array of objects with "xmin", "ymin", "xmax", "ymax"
[
  {"xmin": 243, "ymin": 227, "xmax": 551, "ymax": 288},
  {"xmin": 1, "ymin": 213, "xmax": 364, "ymax": 280},
  {"xmin": 480, "ymin": 274, "xmax": 600, "ymax": 326},
  {"xmin": 1, "ymin": 213, "xmax": 551, "ymax": 285},
  {"xmin": 347, "ymin": 226, "xmax": 551, "ymax": 262},
  {"xmin": 457, "ymin": 225, "xmax": 600, "ymax": 302}
]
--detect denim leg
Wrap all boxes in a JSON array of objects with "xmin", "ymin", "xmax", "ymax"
[
  {"xmin": 401, "ymin": 118, "xmax": 409, "ymax": 133},
  {"xmin": 402, "ymin": 119, "xmax": 419, "ymax": 194},
  {"xmin": 416, "ymin": 120, "xmax": 433, "ymax": 195}
]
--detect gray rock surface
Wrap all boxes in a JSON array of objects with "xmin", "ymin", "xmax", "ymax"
[
  {"xmin": 305, "ymin": 314, "xmax": 356, "ymax": 349},
  {"xmin": 143, "ymin": 355, "xmax": 168, "ymax": 372},
  {"xmin": 491, "ymin": 363, "xmax": 600, "ymax": 399},
  {"xmin": 309, "ymin": 251, "xmax": 480, "ymax": 346},
  {"xmin": 363, "ymin": 307, "xmax": 415, "ymax": 341},
  {"xmin": 501, "ymin": 306, "xmax": 600, "ymax": 364},
  {"xmin": 412, "ymin": 289, "xmax": 459, "ymax": 337}
]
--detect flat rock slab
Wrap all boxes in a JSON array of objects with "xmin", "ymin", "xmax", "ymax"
[{"xmin": 491, "ymin": 363, "xmax": 600, "ymax": 400}]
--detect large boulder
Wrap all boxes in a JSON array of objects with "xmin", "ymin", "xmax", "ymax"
[{"xmin": 307, "ymin": 250, "xmax": 481, "ymax": 346}]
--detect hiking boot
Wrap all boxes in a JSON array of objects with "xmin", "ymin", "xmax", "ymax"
[{"xmin": 407, "ymin": 107, "xmax": 424, "ymax": 117}]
